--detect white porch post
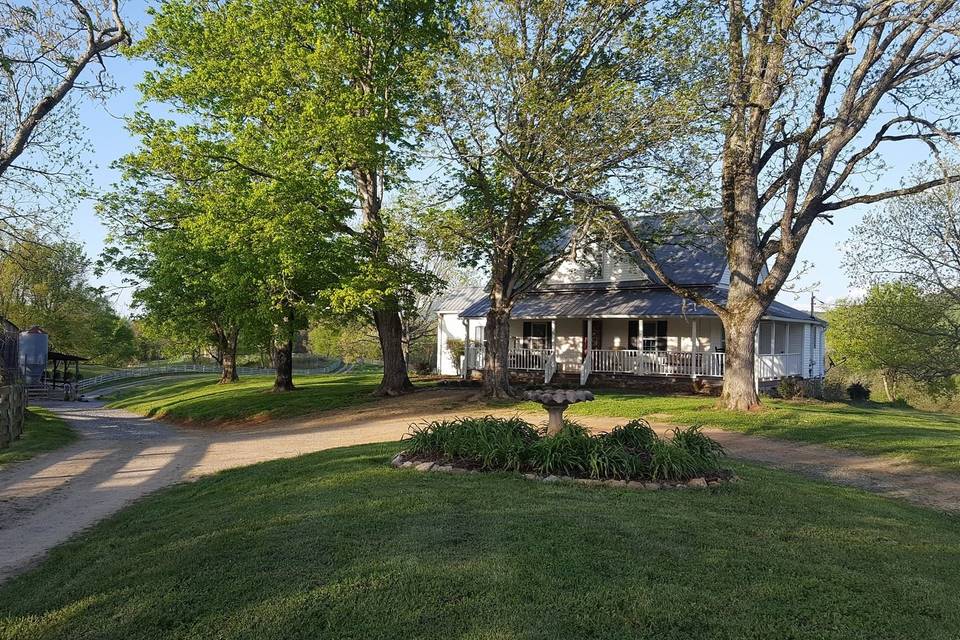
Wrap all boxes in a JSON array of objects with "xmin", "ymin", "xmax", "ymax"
[
  {"xmin": 462, "ymin": 318, "xmax": 470, "ymax": 379},
  {"xmin": 586, "ymin": 319, "xmax": 593, "ymax": 359},
  {"xmin": 436, "ymin": 313, "xmax": 443, "ymax": 374},
  {"xmin": 586, "ymin": 317, "xmax": 593, "ymax": 371},
  {"xmin": 549, "ymin": 318, "xmax": 558, "ymax": 383},
  {"xmin": 691, "ymin": 319, "xmax": 698, "ymax": 380},
  {"xmin": 802, "ymin": 323, "xmax": 810, "ymax": 379},
  {"xmin": 754, "ymin": 325, "xmax": 760, "ymax": 394}
]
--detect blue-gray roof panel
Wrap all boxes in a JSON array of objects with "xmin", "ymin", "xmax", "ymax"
[{"xmin": 460, "ymin": 286, "xmax": 822, "ymax": 323}]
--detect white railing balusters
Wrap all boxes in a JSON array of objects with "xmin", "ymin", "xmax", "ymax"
[
  {"xmin": 544, "ymin": 351, "xmax": 556, "ymax": 384},
  {"xmin": 757, "ymin": 353, "xmax": 803, "ymax": 380},
  {"xmin": 459, "ymin": 345, "xmax": 829, "ymax": 382},
  {"xmin": 586, "ymin": 350, "xmax": 726, "ymax": 378}
]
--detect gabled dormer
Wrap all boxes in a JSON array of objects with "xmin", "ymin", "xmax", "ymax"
[{"xmin": 544, "ymin": 244, "xmax": 649, "ymax": 286}]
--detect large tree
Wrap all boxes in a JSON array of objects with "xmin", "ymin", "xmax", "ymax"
[
  {"xmin": 0, "ymin": 237, "xmax": 132, "ymax": 362},
  {"xmin": 827, "ymin": 283, "xmax": 960, "ymax": 400},
  {"xmin": 429, "ymin": 0, "xmax": 705, "ymax": 397},
  {"xmin": 132, "ymin": 0, "xmax": 457, "ymax": 396},
  {"xmin": 516, "ymin": 0, "xmax": 960, "ymax": 409},
  {"xmin": 0, "ymin": 0, "xmax": 129, "ymax": 245},
  {"xmin": 100, "ymin": 119, "xmax": 352, "ymax": 389},
  {"xmin": 846, "ymin": 165, "xmax": 960, "ymax": 306}
]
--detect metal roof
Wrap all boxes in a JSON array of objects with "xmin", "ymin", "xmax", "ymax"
[
  {"xmin": 460, "ymin": 286, "xmax": 823, "ymax": 323},
  {"xmin": 434, "ymin": 286, "xmax": 487, "ymax": 314},
  {"xmin": 626, "ymin": 210, "xmax": 728, "ymax": 286}
]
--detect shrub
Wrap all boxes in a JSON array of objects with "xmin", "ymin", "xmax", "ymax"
[
  {"xmin": 410, "ymin": 359, "xmax": 434, "ymax": 375},
  {"xmin": 605, "ymin": 418, "xmax": 659, "ymax": 451},
  {"xmin": 529, "ymin": 428, "xmax": 592, "ymax": 476},
  {"xmin": 847, "ymin": 382, "xmax": 871, "ymax": 402},
  {"xmin": 446, "ymin": 339, "xmax": 466, "ymax": 372},
  {"xmin": 821, "ymin": 379, "xmax": 847, "ymax": 401},
  {"xmin": 403, "ymin": 415, "xmax": 538, "ymax": 471},
  {"xmin": 776, "ymin": 376, "xmax": 804, "ymax": 399},
  {"xmin": 648, "ymin": 441, "xmax": 700, "ymax": 481},
  {"xmin": 400, "ymin": 415, "xmax": 727, "ymax": 482},
  {"xmin": 670, "ymin": 425, "xmax": 725, "ymax": 469}
]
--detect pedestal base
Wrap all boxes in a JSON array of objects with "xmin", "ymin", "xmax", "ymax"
[{"xmin": 545, "ymin": 405, "xmax": 566, "ymax": 436}]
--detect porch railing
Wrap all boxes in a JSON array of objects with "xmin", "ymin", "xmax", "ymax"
[
  {"xmin": 509, "ymin": 348, "xmax": 554, "ymax": 371},
  {"xmin": 590, "ymin": 350, "xmax": 726, "ymax": 377},
  {"xmin": 757, "ymin": 353, "xmax": 803, "ymax": 380},
  {"xmin": 463, "ymin": 347, "xmax": 805, "ymax": 382},
  {"xmin": 464, "ymin": 346, "xmax": 556, "ymax": 383}
]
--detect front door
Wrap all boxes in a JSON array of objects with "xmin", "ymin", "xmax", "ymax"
[{"xmin": 581, "ymin": 319, "xmax": 603, "ymax": 357}]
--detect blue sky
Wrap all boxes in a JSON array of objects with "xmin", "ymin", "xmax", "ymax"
[{"xmin": 66, "ymin": 2, "xmax": 928, "ymax": 315}]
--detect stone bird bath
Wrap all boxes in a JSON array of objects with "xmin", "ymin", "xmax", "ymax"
[{"xmin": 524, "ymin": 389, "xmax": 595, "ymax": 435}]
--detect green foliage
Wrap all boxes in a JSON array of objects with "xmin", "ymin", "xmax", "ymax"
[
  {"xmin": 669, "ymin": 425, "xmax": 725, "ymax": 467},
  {"xmin": 606, "ymin": 418, "xmax": 660, "ymax": 451},
  {"xmin": 445, "ymin": 338, "xmax": 465, "ymax": 369},
  {"xmin": 402, "ymin": 415, "xmax": 726, "ymax": 481},
  {"xmin": 307, "ymin": 319, "xmax": 381, "ymax": 363},
  {"xmin": 826, "ymin": 283, "xmax": 960, "ymax": 400},
  {"xmin": 847, "ymin": 383, "xmax": 871, "ymax": 403},
  {"xmin": 648, "ymin": 440, "xmax": 701, "ymax": 481},
  {"xmin": 404, "ymin": 415, "xmax": 538, "ymax": 470},
  {"xmin": 0, "ymin": 238, "xmax": 135, "ymax": 363},
  {"xmin": 776, "ymin": 376, "xmax": 804, "ymax": 400}
]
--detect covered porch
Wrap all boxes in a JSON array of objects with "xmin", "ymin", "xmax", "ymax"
[{"xmin": 463, "ymin": 316, "xmax": 822, "ymax": 385}]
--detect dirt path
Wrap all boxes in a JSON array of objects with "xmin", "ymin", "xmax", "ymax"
[{"xmin": 1, "ymin": 390, "xmax": 958, "ymax": 583}]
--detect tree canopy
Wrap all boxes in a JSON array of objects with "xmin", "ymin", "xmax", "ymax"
[
  {"xmin": 827, "ymin": 283, "xmax": 960, "ymax": 401},
  {"xmin": 0, "ymin": 238, "xmax": 135, "ymax": 364}
]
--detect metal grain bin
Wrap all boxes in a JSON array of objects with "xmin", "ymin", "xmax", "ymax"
[{"xmin": 18, "ymin": 326, "xmax": 48, "ymax": 385}]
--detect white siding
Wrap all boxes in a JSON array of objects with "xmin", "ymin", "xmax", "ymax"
[
  {"xmin": 437, "ymin": 313, "xmax": 468, "ymax": 376},
  {"xmin": 545, "ymin": 243, "xmax": 648, "ymax": 285}
]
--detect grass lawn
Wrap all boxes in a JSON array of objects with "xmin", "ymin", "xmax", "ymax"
[
  {"xmin": 102, "ymin": 373, "xmax": 390, "ymax": 424},
  {"xmin": 518, "ymin": 392, "xmax": 960, "ymax": 473},
  {"xmin": 0, "ymin": 409, "xmax": 77, "ymax": 467},
  {"xmin": 78, "ymin": 364, "xmax": 123, "ymax": 378},
  {"xmin": 1, "ymin": 443, "xmax": 959, "ymax": 639}
]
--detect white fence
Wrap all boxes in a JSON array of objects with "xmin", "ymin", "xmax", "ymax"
[{"xmin": 77, "ymin": 361, "xmax": 346, "ymax": 391}]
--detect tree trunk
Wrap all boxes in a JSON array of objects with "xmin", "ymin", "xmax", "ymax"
[
  {"xmin": 221, "ymin": 347, "xmax": 238, "ymax": 384},
  {"xmin": 483, "ymin": 303, "xmax": 513, "ymax": 398},
  {"xmin": 373, "ymin": 309, "xmax": 415, "ymax": 396},
  {"xmin": 217, "ymin": 326, "xmax": 239, "ymax": 384},
  {"xmin": 719, "ymin": 303, "xmax": 762, "ymax": 410},
  {"xmin": 273, "ymin": 308, "xmax": 296, "ymax": 392},
  {"xmin": 881, "ymin": 372, "xmax": 897, "ymax": 402},
  {"xmin": 273, "ymin": 338, "xmax": 294, "ymax": 392}
]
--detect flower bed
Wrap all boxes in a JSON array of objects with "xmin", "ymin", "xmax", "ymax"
[{"xmin": 393, "ymin": 415, "xmax": 734, "ymax": 487}]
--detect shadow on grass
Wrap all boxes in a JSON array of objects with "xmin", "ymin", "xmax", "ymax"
[
  {"xmin": 105, "ymin": 373, "xmax": 387, "ymax": 424},
  {"xmin": 1, "ymin": 444, "xmax": 960, "ymax": 639}
]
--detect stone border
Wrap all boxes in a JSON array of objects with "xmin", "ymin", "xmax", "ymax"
[{"xmin": 390, "ymin": 453, "xmax": 738, "ymax": 490}]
